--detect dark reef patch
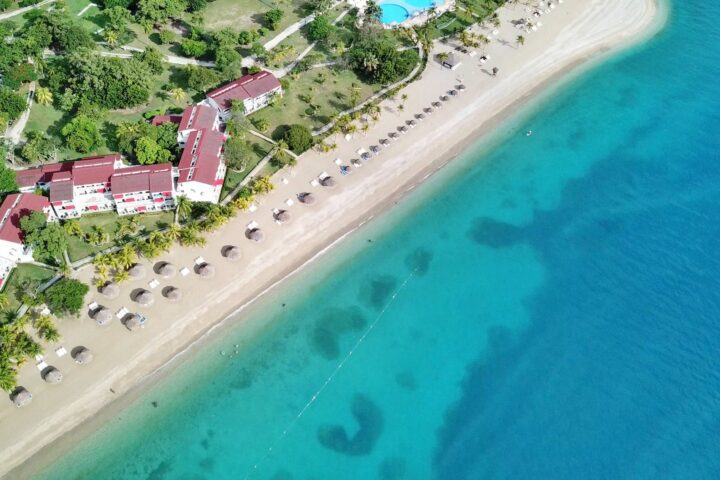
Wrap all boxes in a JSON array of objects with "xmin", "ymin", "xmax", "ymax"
[
  {"xmin": 404, "ymin": 248, "xmax": 433, "ymax": 276},
  {"xmin": 378, "ymin": 456, "xmax": 407, "ymax": 479},
  {"xmin": 468, "ymin": 217, "xmax": 526, "ymax": 248},
  {"xmin": 317, "ymin": 393, "xmax": 384, "ymax": 456},
  {"xmin": 310, "ymin": 307, "xmax": 367, "ymax": 360},
  {"xmin": 360, "ymin": 275, "xmax": 399, "ymax": 310},
  {"xmin": 395, "ymin": 371, "xmax": 418, "ymax": 391}
]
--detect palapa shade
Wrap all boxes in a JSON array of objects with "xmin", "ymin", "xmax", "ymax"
[
  {"xmin": 125, "ymin": 314, "xmax": 143, "ymax": 331},
  {"xmin": 94, "ymin": 307, "xmax": 112, "ymax": 326},
  {"xmin": 274, "ymin": 210, "xmax": 290, "ymax": 223},
  {"xmin": 135, "ymin": 290, "xmax": 154, "ymax": 306},
  {"xmin": 158, "ymin": 262, "xmax": 177, "ymax": 279},
  {"xmin": 224, "ymin": 246, "xmax": 241, "ymax": 261},
  {"xmin": 11, "ymin": 388, "xmax": 32, "ymax": 408},
  {"xmin": 299, "ymin": 193, "xmax": 316, "ymax": 205},
  {"xmin": 43, "ymin": 367, "xmax": 63, "ymax": 384},
  {"xmin": 198, "ymin": 263, "xmax": 215, "ymax": 278},
  {"xmin": 320, "ymin": 176, "xmax": 337, "ymax": 188},
  {"xmin": 128, "ymin": 263, "xmax": 146, "ymax": 278},
  {"xmin": 73, "ymin": 347, "xmax": 93, "ymax": 364},
  {"xmin": 247, "ymin": 229, "xmax": 264, "ymax": 243},
  {"xmin": 164, "ymin": 287, "xmax": 182, "ymax": 302},
  {"xmin": 101, "ymin": 282, "xmax": 119, "ymax": 299}
]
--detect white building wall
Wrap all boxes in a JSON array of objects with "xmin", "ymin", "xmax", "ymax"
[{"xmin": 176, "ymin": 181, "xmax": 222, "ymax": 204}]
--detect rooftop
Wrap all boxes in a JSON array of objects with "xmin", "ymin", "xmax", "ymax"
[
  {"xmin": 207, "ymin": 71, "xmax": 281, "ymax": 111},
  {"xmin": 110, "ymin": 164, "xmax": 174, "ymax": 195},
  {"xmin": 0, "ymin": 193, "xmax": 50, "ymax": 245},
  {"xmin": 179, "ymin": 104, "xmax": 218, "ymax": 132},
  {"xmin": 177, "ymin": 129, "xmax": 227, "ymax": 186}
]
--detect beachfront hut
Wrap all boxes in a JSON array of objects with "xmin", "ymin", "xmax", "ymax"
[
  {"xmin": 125, "ymin": 314, "xmax": 143, "ymax": 331},
  {"xmin": 164, "ymin": 287, "xmax": 182, "ymax": 302},
  {"xmin": 72, "ymin": 347, "xmax": 93, "ymax": 364},
  {"xmin": 224, "ymin": 246, "xmax": 241, "ymax": 261},
  {"xmin": 128, "ymin": 264, "xmax": 146, "ymax": 278},
  {"xmin": 320, "ymin": 176, "xmax": 336, "ymax": 188},
  {"xmin": 247, "ymin": 228, "xmax": 264, "ymax": 243},
  {"xmin": 198, "ymin": 263, "xmax": 215, "ymax": 278},
  {"xmin": 94, "ymin": 307, "xmax": 112, "ymax": 326},
  {"xmin": 274, "ymin": 210, "xmax": 290, "ymax": 223},
  {"xmin": 101, "ymin": 282, "xmax": 119, "ymax": 299},
  {"xmin": 10, "ymin": 388, "xmax": 32, "ymax": 408},
  {"xmin": 158, "ymin": 262, "xmax": 177, "ymax": 279},
  {"xmin": 299, "ymin": 192, "xmax": 316, "ymax": 205},
  {"xmin": 135, "ymin": 290, "xmax": 154, "ymax": 306},
  {"xmin": 441, "ymin": 53, "xmax": 461, "ymax": 70},
  {"xmin": 43, "ymin": 367, "xmax": 63, "ymax": 384}
]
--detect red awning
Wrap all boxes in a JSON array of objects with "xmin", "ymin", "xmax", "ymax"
[
  {"xmin": 96, "ymin": 188, "xmax": 105, "ymax": 193},
  {"xmin": 154, "ymin": 197, "xmax": 165, "ymax": 203},
  {"xmin": 213, "ymin": 179, "xmax": 224, "ymax": 186},
  {"xmin": 137, "ymin": 206, "xmax": 146, "ymax": 212},
  {"xmin": 126, "ymin": 198, "xmax": 135, "ymax": 202},
  {"xmin": 88, "ymin": 205, "xmax": 98, "ymax": 211},
  {"xmin": 163, "ymin": 191, "xmax": 172, "ymax": 196},
  {"xmin": 65, "ymin": 205, "xmax": 75, "ymax": 210}
]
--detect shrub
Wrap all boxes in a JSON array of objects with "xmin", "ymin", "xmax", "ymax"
[{"xmin": 283, "ymin": 124, "xmax": 313, "ymax": 153}]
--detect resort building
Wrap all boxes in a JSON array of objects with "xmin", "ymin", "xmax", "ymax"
[
  {"xmin": 205, "ymin": 70, "xmax": 282, "ymax": 118},
  {"xmin": 177, "ymin": 104, "xmax": 222, "ymax": 145},
  {"xmin": 110, "ymin": 164, "xmax": 175, "ymax": 216},
  {"xmin": 176, "ymin": 128, "xmax": 227, "ymax": 204},
  {"xmin": 0, "ymin": 193, "xmax": 56, "ymax": 287}
]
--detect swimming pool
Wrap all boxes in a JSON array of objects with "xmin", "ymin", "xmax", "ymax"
[{"xmin": 379, "ymin": 0, "xmax": 441, "ymax": 25}]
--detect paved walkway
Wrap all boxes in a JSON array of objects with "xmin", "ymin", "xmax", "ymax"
[
  {"xmin": 0, "ymin": 0, "xmax": 54, "ymax": 20},
  {"xmin": 4, "ymin": 82, "xmax": 34, "ymax": 143},
  {"xmin": 76, "ymin": 2, "xmax": 96, "ymax": 16}
]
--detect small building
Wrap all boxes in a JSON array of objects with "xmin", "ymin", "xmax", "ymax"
[
  {"xmin": 151, "ymin": 114, "xmax": 182, "ymax": 127},
  {"xmin": 110, "ymin": 163, "xmax": 175, "ymax": 216},
  {"xmin": 0, "ymin": 193, "xmax": 56, "ymax": 287},
  {"xmin": 176, "ymin": 129, "xmax": 227, "ymax": 204},
  {"xmin": 441, "ymin": 53, "xmax": 461, "ymax": 70},
  {"xmin": 205, "ymin": 71, "xmax": 282, "ymax": 119}
]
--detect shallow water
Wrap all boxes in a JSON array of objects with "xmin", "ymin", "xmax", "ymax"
[{"xmin": 32, "ymin": 1, "xmax": 720, "ymax": 478}]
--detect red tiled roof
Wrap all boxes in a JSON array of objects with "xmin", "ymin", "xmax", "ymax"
[
  {"xmin": 179, "ymin": 104, "xmax": 217, "ymax": 132},
  {"xmin": 49, "ymin": 178, "xmax": 73, "ymax": 203},
  {"xmin": 207, "ymin": 71, "xmax": 281, "ymax": 111},
  {"xmin": 177, "ymin": 129, "xmax": 226, "ymax": 186},
  {"xmin": 151, "ymin": 114, "xmax": 182, "ymax": 126},
  {"xmin": 15, "ymin": 162, "xmax": 71, "ymax": 189},
  {"xmin": 71, "ymin": 155, "xmax": 118, "ymax": 186},
  {"xmin": 0, "ymin": 193, "xmax": 50, "ymax": 245},
  {"xmin": 110, "ymin": 164, "xmax": 173, "ymax": 195}
]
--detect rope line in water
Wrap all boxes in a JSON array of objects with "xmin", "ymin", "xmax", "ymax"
[{"xmin": 243, "ymin": 270, "xmax": 416, "ymax": 479}]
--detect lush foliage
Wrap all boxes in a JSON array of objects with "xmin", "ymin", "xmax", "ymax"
[
  {"xmin": 349, "ymin": 34, "xmax": 419, "ymax": 84},
  {"xmin": 308, "ymin": 15, "xmax": 335, "ymax": 42},
  {"xmin": 43, "ymin": 279, "xmax": 89, "ymax": 317},
  {"xmin": 20, "ymin": 211, "xmax": 68, "ymax": 265},
  {"xmin": 264, "ymin": 8, "xmax": 284, "ymax": 30},
  {"xmin": 0, "ymin": 88, "xmax": 27, "ymax": 122},
  {"xmin": 61, "ymin": 115, "xmax": 102, "ymax": 153},
  {"xmin": 283, "ymin": 124, "xmax": 314, "ymax": 153}
]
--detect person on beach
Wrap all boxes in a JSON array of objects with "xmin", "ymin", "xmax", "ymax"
[{"xmin": 492, "ymin": 67, "xmax": 499, "ymax": 76}]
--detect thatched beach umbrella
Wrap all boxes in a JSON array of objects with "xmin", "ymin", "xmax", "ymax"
[
  {"xmin": 247, "ymin": 228, "xmax": 264, "ymax": 243},
  {"xmin": 432, "ymin": 101, "xmax": 442, "ymax": 108},
  {"xmin": 224, "ymin": 246, "xmax": 241, "ymax": 261},
  {"xmin": 73, "ymin": 347, "xmax": 93, "ymax": 364},
  {"xmin": 125, "ymin": 314, "xmax": 143, "ymax": 331},
  {"xmin": 440, "ymin": 95, "xmax": 450, "ymax": 102},
  {"xmin": 407, "ymin": 120, "xmax": 417, "ymax": 127},
  {"xmin": 449, "ymin": 89, "xmax": 458, "ymax": 97},
  {"xmin": 361, "ymin": 151, "xmax": 372, "ymax": 161},
  {"xmin": 198, "ymin": 263, "xmax": 215, "ymax": 278},
  {"xmin": 320, "ymin": 176, "xmax": 336, "ymax": 188},
  {"xmin": 158, "ymin": 262, "xmax": 176, "ymax": 279},
  {"xmin": 274, "ymin": 210, "xmax": 290, "ymax": 223},
  {"xmin": 101, "ymin": 282, "xmax": 119, "ymax": 299},
  {"xmin": 379, "ymin": 138, "xmax": 389, "ymax": 146},
  {"xmin": 424, "ymin": 107, "xmax": 433, "ymax": 115},
  {"xmin": 389, "ymin": 132, "xmax": 399, "ymax": 140},
  {"xmin": 299, "ymin": 192, "xmax": 316, "ymax": 205},
  {"xmin": 135, "ymin": 290, "xmax": 154, "ymax": 306},
  {"xmin": 43, "ymin": 367, "xmax": 63, "ymax": 384},
  {"xmin": 164, "ymin": 287, "xmax": 182, "ymax": 302},
  {"xmin": 457, "ymin": 83, "xmax": 466, "ymax": 91},
  {"xmin": 397, "ymin": 125, "xmax": 408, "ymax": 134},
  {"xmin": 128, "ymin": 263, "xmax": 146, "ymax": 278},
  {"xmin": 94, "ymin": 307, "xmax": 112, "ymax": 326},
  {"xmin": 10, "ymin": 388, "xmax": 31, "ymax": 408},
  {"xmin": 415, "ymin": 113, "xmax": 425, "ymax": 121}
]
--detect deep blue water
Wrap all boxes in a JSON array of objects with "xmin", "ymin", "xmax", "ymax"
[{"xmin": 31, "ymin": 0, "xmax": 720, "ymax": 478}]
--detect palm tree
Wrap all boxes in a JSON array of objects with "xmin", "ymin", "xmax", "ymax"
[
  {"xmin": 35, "ymin": 87, "xmax": 53, "ymax": 106},
  {"xmin": 169, "ymin": 87, "xmax": 186, "ymax": 102},
  {"xmin": 398, "ymin": 104, "xmax": 405, "ymax": 113},
  {"xmin": 0, "ymin": 364, "xmax": 17, "ymax": 392},
  {"xmin": 165, "ymin": 223, "xmax": 182, "ymax": 242},
  {"xmin": 104, "ymin": 29, "xmax": 120, "ymax": 47},
  {"xmin": 250, "ymin": 176, "xmax": 274, "ymax": 195},
  {"xmin": 63, "ymin": 219, "xmax": 82, "ymax": 237},
  {"xmin": 175, "ymin": 196, "xmax": 192, "ymax": 224},
  {"xmin": 516, "ymin": 35, "xmax": 525, "ymax": 47},
  {"xmin": 114, "ymin": 270, "xmax": 130, "ymax": 284},
  {"xmin": 117, "ymin": 244, "xmax": 138, "ymax": 269}
]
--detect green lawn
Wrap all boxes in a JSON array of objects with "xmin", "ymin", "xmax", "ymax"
[
  {"xmin": 202, "ymin": 0, "xmax": 309, "ymax": 33},
  {"xmin": 1, "ymin": 263, "xmax": 56, "ymax": 312},
  {"xmin": 249, "ymin": 66, "xmax": 379, "ymax": 137},
  {"xmin": 66, "ymin": 211, "xmax": 174, "ymax": 262},
  {"xmin": 430, "ymin": 11, "xmax": 476, "ymax": 39},
  {"xmin": 220, "ymin": 138, "xmax": 273, "ymax": 199}
]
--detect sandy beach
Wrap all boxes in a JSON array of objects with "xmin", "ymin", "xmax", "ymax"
[{"xmin": 0, "ymin": 0, "xmax": 662, "ymax": 477}]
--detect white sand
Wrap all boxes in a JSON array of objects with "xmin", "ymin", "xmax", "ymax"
[{"xmin": 0, "ymin": 0, "xmax": 662, "ymax": 476}]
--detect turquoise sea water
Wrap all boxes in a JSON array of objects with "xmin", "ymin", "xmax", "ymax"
[{"xmin": 30, "ymin": 1, "xmax": 720, "ymax": 478}]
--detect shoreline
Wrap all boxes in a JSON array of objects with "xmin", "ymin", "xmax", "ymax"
[{"xmin": 2, "ymin": 1, "xmax": 665, "ymax": 477}]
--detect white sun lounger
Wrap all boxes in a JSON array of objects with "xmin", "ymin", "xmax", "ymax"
[
  {"xmin": 40, "ymin": 306, "xmax": 50, "ymax": 315},
  {"xmin": 356, "ymin": 148, "xmax": 367, "ymax": 155},
  {"xmin": 116, "ymin": 306, "xmax": 129, "ymax": 319},
  {"xmin": 246, "ymin": 221, "xmax": 258, "ymax": 230},
  {"xmin": 180, "ymin": 267, "xmax": 190, "ymax": 276},
  {"xmin": 318, "ymin": 171, "xmax": 329, "ymax": 180},
  {"xmin": 55, "ymin": 346, "xmax": 67, "ymax": 358},
  {"xmin": 36, "ymin": 361, "xmax": 47, "ymax": 371},
  {"xmin": 194, "ymin": 256, "xmax": 206, "ymax": 265},
  {"xmin": 148, "ymin": 279, "xmax": 160, "ymax": 289},
  {"xmin": 285, "ymin": 198, "xmax": 295, "ymax": 207},
  {"xmin": 310, "ymin": 179, "xmax": 320, "ymax": 187},
  {"xmin": 88, "ymin": 301, "xmax": 98, "ymax": 311},
  {"xmin": 281, "ymin": 177, "xmax": 289, "ymax": 185},
  {"xmin": 34, "ymin": 354, "xmax": 44, "ymax": 362},
  {"xmin": 248, "ymin": 204, "xmax": 258, "ymax": 212}
]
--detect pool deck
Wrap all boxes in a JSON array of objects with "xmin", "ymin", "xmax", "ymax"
[{"xmin": 352, "ymin": 0, "xmax": 455, "ymax": 28}]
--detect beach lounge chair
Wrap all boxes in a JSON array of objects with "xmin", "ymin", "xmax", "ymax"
[
  {"xmin": 55, "ymin": 346, "xmax": 67, "ymax": 358},
  {"xmin": 88, "ymin": 301, "xmax": 99, "ymax": 311},
  {"xmin": 246, "ymin": 221, "xmax": 258, "ymax": 231},
  {"xmin": 334, "ymin": 158, "xmax": 342, "ymax": 165},
  {"xmin": 310, "ymin": 179, "xmax": 320, "ymax": 187},
  {"xmin": 34, "ymin": 354, "xmax": 44, "ymax": 362},
  {"xmin": 180, "ymin": 267, "xmax": 190, "ymax": 276},
  {"xmin": 194, "ymin": 256, "xmax": 206, "ymax": 265},
  {"xmin": 148, "ymin": 279, "xmax": 160, "ymax": 289},
  {"xmin": 285, "ymin": 198, "xmax": 295, "ymax": 207},
  {"xmin": 248, "ymin": 204, "xmax": 258, "ymax": 213},
  {"xmin": 40, "ymin": 307, "xmax": 50, "ymax": 315},
  {"xmin": 36, "ymin": 361, "xmax": 47, "ymax": 371},
  {"xmin": 281, "ymin": 177, "xmax": 289, "ymax": 185},
  {"xmin": 318, "ymin": 171, "xmax": 329, "ymax": 181},
  {"xmin": 116, "ymin": 306, "xmax": 129, "ymax": 319}
]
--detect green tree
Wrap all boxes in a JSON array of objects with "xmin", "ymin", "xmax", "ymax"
[
  {"xmin": 43, "ymin": 279, "xmax": 89, "ymax": 317},
  {"xmin": 264, "ymin": 8, "xmax": 284, "ymax": 30},
  {"xmin": 21, "ymin": 131, "xmax": 58, "ymax": 163},
  {"xmin": 180, "ymin": 38, "xmax": 208, "ymax": 58},
  {"xmin": 136, "ymin": 0, "xmax": 186, "ymax": 25},
  {"xmin": 224, "ymin": 136, "xmax": 252, "ymax": 171},
  {"xmin": 61, "ymin": 115, "xmax": 102, "ymax": 153},
  {"xmin": 135, "ymin": 136, "xmax": 172, "ymax": 164},
  {"xmin": 169, "ymin": 86, "xmax": 186, "ymax": 102},
  {"xmin": 0, "ymin": 162, "xmax": 17, "ymax": 197},
  {"xmin": 0, "ymin": 88, "xmax": 27, "ymax": 121},
  {"xmin": 308, "ymin": 15, "xmax": 335, "ymax": 42},
  {"xmin": 20, "ymin": 211, "xmax": 68, "ymax": 264},
  {"xmin": 35, "ymin": 86, "xmax": 53, "ymax": 106},
  {"xmin": 250, "ymin": 176, "xmax": 274, "ymax": 195},
  {"xmin": 283, "ymin": 124, "xmax": 313, "ymax": 153},
  {"xmin": 158, "ymin": 29, "xmax": 176, "ymax": 44},
  {"xmin": 175, "ymin": 195, "xmax": 192, "ymax": 223},
  {"xmin": 516, "ymin": 35, "xmax": 525, "ymax": 47},
  {"xmin": 62, "ymin": 219, "xmax": 82, "ymax": 237},
  {"xmin": 186, "ymin": 65, "xmax": 221, "ymax": 92},
  {"xmin": 135, "ymin": 46, "xmax": 165, "ymax": 74},
  {"xmin": 365, "ymin": 0, "xmax": 382, "ymax": 21}
]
